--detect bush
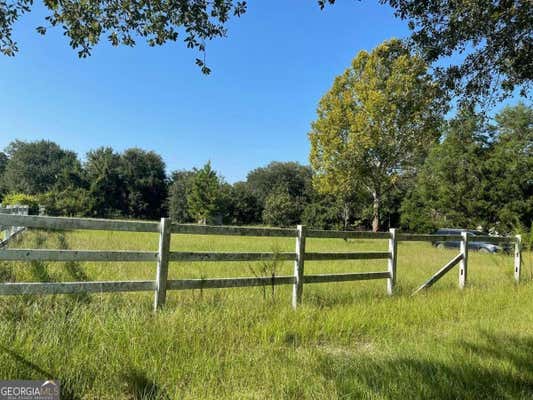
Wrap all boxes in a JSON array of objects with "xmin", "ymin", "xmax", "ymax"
[
  {"xmin": 1, "ymin": 192, "xmax": 40, "ymax": 214},
  {"xmin": 39, "ymin": 188, "xmax": 91, "ymax": 217}
]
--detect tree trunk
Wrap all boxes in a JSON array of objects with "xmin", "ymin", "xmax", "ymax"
[{"xmin": 372, "ymin": 192, "xmax": 380, "ymax": 232}]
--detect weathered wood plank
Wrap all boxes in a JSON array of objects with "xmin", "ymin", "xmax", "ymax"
[
  {"xmin": 0, "ymin": 214, "xmax": 160, "ymax": 232},
  {"xmin": 387, "ymin": 228, "xmax": 397, "ymax": 295},
  {"xmin": 171, "ymin": 223, "xmax": 296, "ymax": 237},
  {"xmin": 0, "ymin": 249, "xmax": 158, "ymax": 262},
  {"xmin": 412, "ymin": 253, "xmax": 463, "ymax": 295},
  {"xmin": 398, "ymin": 234, "xmax": 462, "ymax": 242},
  {"xmin": 398, "ymin": 233, "xmax": 512, "ymax": 244},
  {"xmin": 292, "ymin": 225, "xmax": 306, "ymax": 309},
  {"xmin": 303, "ymin": 271, "xmax": 390, "ymax": 283},
  {"xmin": 459, "ymin": 231, "xmax": 468, "ymax": 289},
  {"xmin": 514, "ymin": 234, "xmax": 522, "ymax": 283},
  {"xmin": 168, "ymin": 252, "xmax": 296, "ymax": 262},
  {"xmin": 0, "ymin": 280, "xmax": 155, "ymax": 295},
  {"xmin": 167, "ymin": 275, "xmax": 295, "ymax": 290},
  {"xmin": 306, "ymin": 229, "xmax": 391, "ymax": 239},
  {"xmin": 472, "ymin": 235, "xmax": 514, "ymax": 244},
  {"xmin": 154, "ymin": 218, "xmax": 171, "ymax": 310},
  {"xmin": 305, "ymin": 251, "xmax": 390, "ymax": 261}
]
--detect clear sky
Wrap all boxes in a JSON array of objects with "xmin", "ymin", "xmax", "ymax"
[{"xmin": 0, "ymin": 1, "xmax": 491, "ymax": 182}]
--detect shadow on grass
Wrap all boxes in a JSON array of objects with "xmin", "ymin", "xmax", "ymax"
[
  {"xmin": 316, "ymin": 332, "xmax": 533, "ymax": 399},
  {"xmin": 123, "ymin": 368, "xmax": 170, "ymax": 400},
  {"xmin": 58, "ymin": 232, "xmax": 92, "ymax": 304},
  {"xmin": 0, "ymin": 345, "xmax": 81, "ymax": 400}
]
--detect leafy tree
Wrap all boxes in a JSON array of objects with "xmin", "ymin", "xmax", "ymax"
[
  {"xmin": 262, "ymin": 188, "xmax": 305, "ymax": 228},
  {"xmin": 168, "ymin": 170, "xmax": 195, "ymax": 223},
  {"xmin": 1, "ymin": 0, "xmax": 246, "ymax": 73},
  {"xmin": 2, "ymin": 140, "xmax": 83, "ymax": 195},
  {"xmin": 0, "ymin": 152, "xmax": 7, "ymax": 176},
  {"xmin": 229, "ymin": 182, "xmax": 261, "ymax": 225},
  {"xmin": 0, "ymin": 152, "xmax": 7, "ymax": 201},
  {"xmin": 401, "ymin": 107, "xmax": 492, "ymax": 232},
  {"xmin": 119, "ymin": 148, "xmax": 168, "ymax": 219},
  {"xmin": 484, "ymin": 103, "xmax": 533, "ymax": 232},
  {"xmin": 309, "ymin": 39, "xmax": 444, "ymax": 231},
  {"xmin": 187, "ymin": 162, "xmax": 220, "ymax": 224},
  {"xmin": 85, "ymin": 147, "xmax": 127, "ymax": 217},
  {"xmin": 321, "ymin": 0, "xmax": 532, "ymax": 103},
  {"xmin": 246, "ymin": 162, "xmax": 313, "ymax": 207}
]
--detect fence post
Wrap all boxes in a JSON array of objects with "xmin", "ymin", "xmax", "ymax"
[
  {"xmin": 514, "ymin": 234, "xmax": 522, "ymax": 283},
  {"xmin": 459, "ymin": 231, "xmax": 468, "ymax": 289},
  {"xmin": 387, "ymin": 228, "xmax": 397, "ymax": 295},
  {"xmin": 154, "ymin": 217, "xmax": 171, "ymax": 311},
  {"xmin": 292, "ymin": 225, "xmax": 306, "ymax": 309}
]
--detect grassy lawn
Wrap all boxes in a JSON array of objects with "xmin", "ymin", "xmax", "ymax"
[{"xmin": 0, "ymin": 229, "xmax": 532, "ymax": 399}]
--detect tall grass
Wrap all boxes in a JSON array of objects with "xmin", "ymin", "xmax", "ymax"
[{"xmin": 0, "ymin": 229, "xmax": 531, "ymax": 399}]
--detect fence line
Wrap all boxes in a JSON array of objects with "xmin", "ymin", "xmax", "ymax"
[{"xmin": 0, "ymin": 214, "xmax": 522, "ymax": 311}]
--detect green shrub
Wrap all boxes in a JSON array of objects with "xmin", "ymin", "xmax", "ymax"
[{"xmin": 1, "ymin": 192, "xmax": 40, "ymax": 214}]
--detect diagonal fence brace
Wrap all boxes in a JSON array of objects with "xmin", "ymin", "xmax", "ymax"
[{"xmin": 412, "ymin": 253, "xmax": 463, "ymax": 295}]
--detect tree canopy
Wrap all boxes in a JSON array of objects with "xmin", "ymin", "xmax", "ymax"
[
  {"xmin": 187, "ymin": 161, "xmax": 220, "ymax": 224},
  {"xmin": 0, "ymin": 0, "xmax": 246, "ymax": 73},
  {"xmin": 2, "ymin": 1, "xmax": 529, "ymax": 99},
  {"xmin": 401, "ymin": 103, "xmax": 532, "ymax": 233},
  {"xmin": 1, "ymin": 140, "xmax": 82, "ymax": 195},
  {"xmin": 322, "ymin": 0, "xmax": 532, "ymax": 103},
  {"xmin": 309, "ymin": 39, "xmax": 444, "ymax": 231}
]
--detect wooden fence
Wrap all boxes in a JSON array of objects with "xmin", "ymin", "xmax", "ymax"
[
  {"xmin": 0, "ymin": 214, "xmax": 522, "ymax": 311},
  {"xmin": 0, "ymin": 205, "xmax": 29, "ymax": 246}
]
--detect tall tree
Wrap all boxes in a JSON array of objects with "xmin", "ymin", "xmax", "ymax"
[
  {"xmin": 484, "ymin": 103, "xmax": 533, "ymax": 231},
  {"xmin": 309, "ymin": 39, "xmax": 444, "ymax": 231},
  {"xmin": 187, "ymin": 162, "xmax": 220, "ymax": 224},
  {"xmin": 0, "ymin": 151, "xmax": 7, "ymax": 200},
  {"xmin": 120, "ymin": 148, "xmax": 167, "ymax": 219},
  {"xmin": 168, "ymin": 170, "xmax": 195, "ymax": 223},
  {"xmin": 85, "ymin": 147, "xmax": 127, "ymax": 217},
  {"xmin": 228, "ymin": 182, "xmax": 261, "ymax": 225},
  {"xmin": 2, "ymin": 140, "xmax": 82, "ymax": 194},
  {"xmin": 401, "ymin": 107, "xmax": 492, "ymax": 232}
]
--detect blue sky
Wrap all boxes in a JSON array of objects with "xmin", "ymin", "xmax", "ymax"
[{"xmin": 0, "ymin": 1, "xmax": 518, "ymax": 182}]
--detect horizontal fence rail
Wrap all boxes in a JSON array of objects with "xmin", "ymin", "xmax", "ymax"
[
  {"xmin": 304, "ymin": 271, "xmax": 391, "ymax": 284},
  {"xmin": 0, "ymin": 280, "xmax": 156, "ymax": 295},
  {"xmin": 168, "ymin": 251, "xmax": 296, "ymax": 262},
  {"xmin": 167, "ymin": 276, "xmax": 296, "ymax": 290},
  {"xmin": 397, "ymin": 233, "xmax": 514, "ymax": 244},
  {"xmin": 305, "ymin": 251, "xmax": 390, "ymax": 261},
  {"xmin": 306, "ymin": 229, "xmax": 391, "ymax": 239},
  {"xmin": 0, "ymin": 249, "xmax": 158, "ymax": 262},
  {"xmin": 0, "ymin": 213, "xmax": 523, "ymax": 311},
  {"xmin": 171, "ymin": 223, "xmax": 296, "ymax": 237},
  {"xmin": 0, "ymin": 214, "xmax": 160, "ymax": 233}
]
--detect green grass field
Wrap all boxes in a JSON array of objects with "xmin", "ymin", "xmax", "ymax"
[{"xmin": 0, "ymin": 229, "xmax": 532, "ymax": 399}]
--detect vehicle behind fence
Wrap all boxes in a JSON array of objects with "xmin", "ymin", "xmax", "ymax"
[{"xmin": 0, "ymin": 213, "xmax": 523, "ymax": 312}]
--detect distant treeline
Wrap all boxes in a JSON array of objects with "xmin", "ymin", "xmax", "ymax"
[{"xmin": 0, "ymin": 104, "xmax": 531, "ymax": 233}]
